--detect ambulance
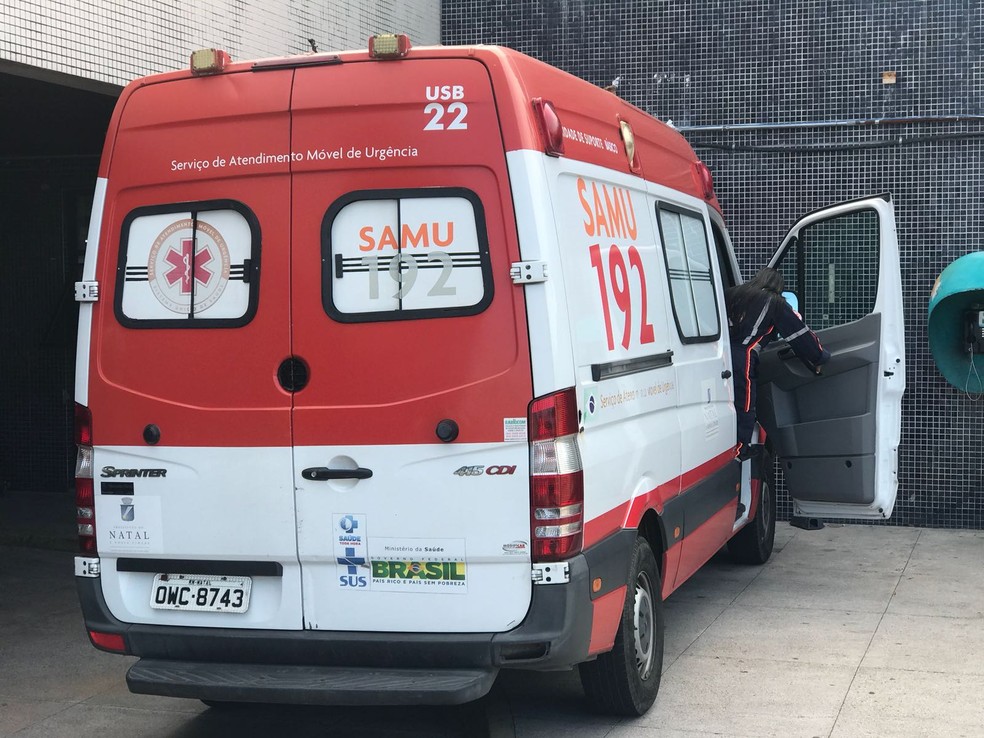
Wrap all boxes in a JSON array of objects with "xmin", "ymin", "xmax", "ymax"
[{"xmin": 73, "ymin": 35, "xmax": 905, "ymax": 716}]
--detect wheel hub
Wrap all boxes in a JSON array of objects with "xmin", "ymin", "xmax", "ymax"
[{"xmin": 633, "ymin": 571, "xmax": 655, "ymax": 680}]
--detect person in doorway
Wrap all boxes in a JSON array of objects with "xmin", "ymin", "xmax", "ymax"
[{"xmin": 726, "ymin": 268, "xmax": 830, "ymax": 461}]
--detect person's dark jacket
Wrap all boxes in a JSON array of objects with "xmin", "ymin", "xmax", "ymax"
[{"xmin": 726, "ymin": 289, "xmax": 830, "ymax": 370}]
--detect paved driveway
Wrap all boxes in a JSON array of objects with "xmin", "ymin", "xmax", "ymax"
[{"xmin": 2, "ymin": 524, "xmax": 982, "ymax": 737}]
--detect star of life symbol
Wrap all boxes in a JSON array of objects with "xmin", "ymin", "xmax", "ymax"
[
  {"xmin": 147, "ymin": 218, "xmax": 231, "ymax": 314},
  {"xmin": 164, "ymin": 237, "xmax": 214, "ymax": 295}
]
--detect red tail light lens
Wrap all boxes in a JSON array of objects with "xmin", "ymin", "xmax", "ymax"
[
  {"xmin": 529, "ymin": 387, "xmax": 579, "ymax": 441},
  {"xmin": 75, "ymin": 403, "xmax": 96, "ymax": 554},
  {"xmin": 529, "ymin": 389, "xmax": 583, "ymax": 561},
  {"xmin": 75, "ymin": 403, "xmax": 92, "ymax": 445},
  {"xmin": 532, "ymin": 98, "xmax": 565, "ymax": 157}
]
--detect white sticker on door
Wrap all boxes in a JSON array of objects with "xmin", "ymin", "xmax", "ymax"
[
  {"xmin": 333, "ymin": 513, "xmax": 369, "ymax": 589},
  {"xmin": 99, "ymin": 495, "xmax": 163, "ymax": 554},
  {"xmin": 503, "ymin": 418, "xmax": 527, "ymax": 442},
  {"xmin": 367, "ymin": 537, "xmax": 467, "ymax": 593}
]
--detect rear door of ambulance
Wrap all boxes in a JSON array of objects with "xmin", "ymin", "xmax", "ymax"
[
  {"xmin": 289, "ymin": 57, "xmax": 535, "ymax": 631},
  {"xmin": 87, "ymin": 70, "xmax": 302, "ymax": 628}
]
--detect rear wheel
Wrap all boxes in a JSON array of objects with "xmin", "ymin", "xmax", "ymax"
[
  {"xmin": 728, "ymin": 451, "xmax": 776, "ymax": 565},
  {"xmin": 579, "ymin": 537, "xmax": 664, "ymax": 716}
]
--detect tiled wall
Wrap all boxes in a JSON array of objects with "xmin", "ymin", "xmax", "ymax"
[
  {"xmin": 1, "ymin": 0, "xmax": 440, "ymax": 87},
  {"xmin": 444, "ymin": 0, "xmax": 984, "ymax": 528},
  {"xmin": 0, "ymin": 2, "xmax": 439, "ymax": 496}
]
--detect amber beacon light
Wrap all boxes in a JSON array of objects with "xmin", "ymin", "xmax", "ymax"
[
  {"xmin": 369, "ymin": 33, "xmax": 412, "ymax": 59},
  {"xmin": 190, "ymin": 48, "xmax": 231, "ymax": 75}
]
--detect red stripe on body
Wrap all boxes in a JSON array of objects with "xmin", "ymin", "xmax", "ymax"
[
  {"xmin": 661, "ymin": 544, "xmax": 682, "ymax": 600},
  {"xmin": 747, "ymin": 475, "xmax": 762, "ymax": 520},
  {"xmin": 583, "ymin": 448, "xmax": 735, "ymax": 549},
  {"xmin": 587, "ymin": 586, "xmax": 626, "ymax": 655},
  {"xmin": 671, "ymin": 502, "xmax": 741, "ymax": 588}
]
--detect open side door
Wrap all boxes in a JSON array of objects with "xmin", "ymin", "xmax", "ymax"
[{"xmin": 756, "ymin": 194, "xmax": 905, "ymax": 519}]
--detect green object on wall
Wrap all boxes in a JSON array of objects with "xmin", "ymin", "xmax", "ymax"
[{"xmin": 928, "ymin": 252, "xmax": 984, "ymax": 391}]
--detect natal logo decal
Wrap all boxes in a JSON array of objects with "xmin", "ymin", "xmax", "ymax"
[
  {"xmin": 101, "ymin": 494, "xmax": 163, "ymax": 553},
  {"xmin": 147, "ymin": 219, "xmax": 231, "ymax": 314}
]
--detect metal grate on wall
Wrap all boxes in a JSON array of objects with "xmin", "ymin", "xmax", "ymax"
[
  {"xmin": 443, "ymin": 0, "xmax": 984, "ymax": 529},
  {"xmin": 0, "ymin": 159, "xmax": 96, "ymax": 494}
]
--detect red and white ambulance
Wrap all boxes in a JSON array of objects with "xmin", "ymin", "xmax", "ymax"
[{"xmin": 73, "ymin": 35, "xmax": 905, "ymax": 715}]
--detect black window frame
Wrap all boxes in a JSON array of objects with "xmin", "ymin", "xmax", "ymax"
[
  {"xmin": 114, "ymin": 199, "xmax": 261, "ymax": 329},
  {"xmin": 321, "ymin": 187, "xmax": 494, "ymax": 324},
  {"xmin": 772, "ymin": 206, "xmax": 881, "ymax": 329},
  {"xmin": 655, "ymin": 202, "xmax": 722, "ymax": 344}
]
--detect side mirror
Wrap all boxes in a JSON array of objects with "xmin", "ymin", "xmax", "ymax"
[{"xmin": 782, "ymin": 290, "xmax": 799, "ymax": 314}]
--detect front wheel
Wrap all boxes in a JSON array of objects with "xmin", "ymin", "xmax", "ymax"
[{"xmin": 579, "ymin": 537, "xmax": 664, "ymax": 716}]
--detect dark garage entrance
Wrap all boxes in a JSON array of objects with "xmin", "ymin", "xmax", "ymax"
[{"xmin": 0, "ymin": 62, "xmax": 118, "ymax": 501}]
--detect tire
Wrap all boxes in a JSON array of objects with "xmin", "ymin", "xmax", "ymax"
[
  {"xmin": 727, "ymin": 450, "xmax": 776, "ymax": 565},
  {"xmin": 579, "ymin": 537, "xmax": 664, "ymax": 716}
]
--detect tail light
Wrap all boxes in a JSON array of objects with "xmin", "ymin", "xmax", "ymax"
[
  {"xmin": 529, "ymin": 388, "xmax": 583, "ymax": 561},
  {"xmin": 532, "ymin": 98, "xmax": 565, "ymax": 157},
  {"xmin": 75, "ymin": 403, "xmax": 96, "ymax": 554}
]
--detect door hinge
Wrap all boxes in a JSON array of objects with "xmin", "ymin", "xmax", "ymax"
[
  {"xmin": 74, "ymin": 556, "xmax": 101, "ymax": 577},
  {"xmin": 531, "ymin": 561, "xmax": 569, "ymax": 585},
  {"xmin": 511, "ymin": 261, "xmax": 548, "ymax": 284},
  {"xmin": 75, "ymin": 281, "xmax": 100, "ymax": 302}
]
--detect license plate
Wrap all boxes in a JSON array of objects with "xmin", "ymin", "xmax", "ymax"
[{"xmin": 150, "ymin": 573, "xmax": 251, "ymax": 613}]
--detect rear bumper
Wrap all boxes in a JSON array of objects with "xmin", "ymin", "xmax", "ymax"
[
  {"xmin": 77, "ymin": 554, "xmax": 598, "ymax": 705},
  {"xmin": 126, "ymin": 660, "xmax": 498, "ymax": 706}
]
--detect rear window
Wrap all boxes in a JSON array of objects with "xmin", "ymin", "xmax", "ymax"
[
  {"xmin": 115, "ymin": 201, "xmax": 260, "ymax": 328},
  {"xmin": 322, "ymin": 188, "xmax": 493, "ymax": 322}
]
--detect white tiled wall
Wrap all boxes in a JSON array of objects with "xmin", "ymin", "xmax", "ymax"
[{"xmin": 0, "ymin": 1, "xmax": 440, "ymax": 88}]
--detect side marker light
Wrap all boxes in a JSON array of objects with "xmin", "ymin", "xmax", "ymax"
[
  {"xmin": 532, "ymin": 98, "xmax": 565, "ymax": 157},
  {"xmin": 88, "ymin": 630, "xmax": 126, "ymax": 653}
]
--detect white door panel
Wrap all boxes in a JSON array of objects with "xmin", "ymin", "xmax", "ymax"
[
  {"xmin": 294, "ymin": 443, "xmax": 532, "ymax": 632},
  {"xmin": 95, "ymin": 445, "xmax": 302, "ymax": 628},
  {"xmin": 762, "ymin": 195, "xmax": 905, "ymax": 519}
]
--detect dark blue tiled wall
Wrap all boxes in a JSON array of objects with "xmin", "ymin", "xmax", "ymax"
[{"xmin": 444, "ymin": 0, "xmax": 984, "ymax": 528}]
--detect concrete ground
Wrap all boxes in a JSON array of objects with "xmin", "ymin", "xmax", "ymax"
[{"xmin": 1, "ymin": 492, "xmax": 982, "ymax": 737}]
